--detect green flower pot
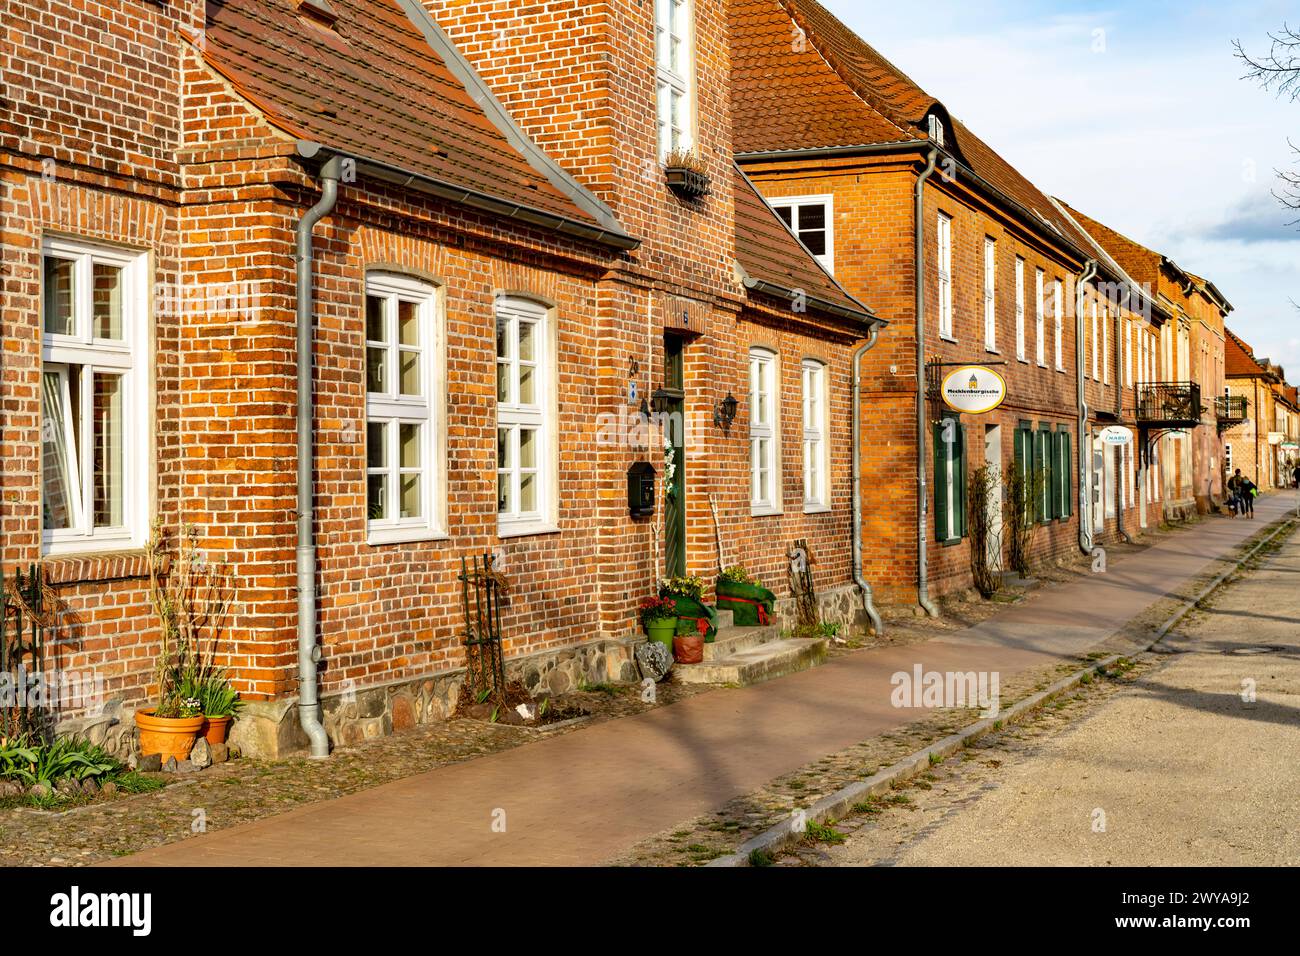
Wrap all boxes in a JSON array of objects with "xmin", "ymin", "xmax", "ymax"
[{"xmin": 646, "ymin": 618, "xmax": 679, "ymax": 654}]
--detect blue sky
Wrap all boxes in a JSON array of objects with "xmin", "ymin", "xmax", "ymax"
[{"xmin": 823, "ymin": 0, "xmax": 1300, "ymax": 372}]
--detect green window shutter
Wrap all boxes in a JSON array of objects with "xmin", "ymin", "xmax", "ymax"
[
  {"xmin": 1062, "ymin": 431, "xmax": 1073, "ymax": 518},
  {"xmin": 1045, "ymin": 426, "xmax": 1058, "ymax": 522},
  {"xmin": 933, "ymin": 421, "xmax": 948, "ymax": 542},
  {"xmin": 957, "ymin": 422, "xmax": 969, "ymax": 538},
  {"xmin": 1014, "ymin": 425, "xmax": 1028, "ymax": 524}
]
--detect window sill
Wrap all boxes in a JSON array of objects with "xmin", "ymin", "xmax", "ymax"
[
  {"xmin": 802, "ymin": 503, "xmax": 833, "ymax": 515},
  {"xmin": 367, "ymin": 527, "xmax": 449, "ymax": 547},
  {"xmin": 750, "ymin": 505, "xmax": 784, "ymax": 518},
  {"xmin": 1037, "ymin": 361, "xmax": 1048, "ymax": 369},
  {"xmin": 497, "ymin": 520, "xmax": 561, "ymax": 540},
  {"xmin": 40, "ymin": 549, "xmax": 151, "ymax": 586},
  {"xmin": 938, "ymin": 333, "xmax": 958, "ymax": 344},
  {"xmin": 984, "ymin": 346, "xmax": 1000, "ymax": 355},
  {"xmin": 1017, "ymin": 355, "xmax": 1029, "ymax": 364}
]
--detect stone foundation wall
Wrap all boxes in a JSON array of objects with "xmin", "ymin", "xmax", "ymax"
[{"xmin": 772, "ymin": 582, "xmax": 869, "ymax": 636}]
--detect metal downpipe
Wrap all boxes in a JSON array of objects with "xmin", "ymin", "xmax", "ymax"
[
  {"xmin": 295, "ymin": 152, "xmax": 342, "ymax": 759},
  {"xmin": 1076, "ymin": 260, "xmax": 1098, "ymax": 555},
  {"xmin": 1115, "ymin": 290, "xmax": 1135, "ymax": 544},
  {"xmin": 851, "ymin": 329, "xmax": 884, "ymax": 636},
  {"xmin": 914, "ymin": 149, "xmax": 940, "ymax": 617}
]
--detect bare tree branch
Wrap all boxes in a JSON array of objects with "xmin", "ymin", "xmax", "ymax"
[{"xmin": 1234, "ymin": 23, "xmax": 1300, "ymax": 101}]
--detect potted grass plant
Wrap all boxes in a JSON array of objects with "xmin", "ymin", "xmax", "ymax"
[
  {"xmin": 137, "ymin": 521, "xmax": 232, "ymax": 762},
  {"xmin": 663, "ymin": 147, "xmax": 711, "ymax": 200},
  {"xmin": 181, "ymin": 668, "xmax": 242, "ymax": 745}
]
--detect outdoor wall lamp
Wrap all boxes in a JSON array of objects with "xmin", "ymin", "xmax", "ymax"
[{"xmin": 714, "ymin": 392, "xmax": 739, "ymax": 430}]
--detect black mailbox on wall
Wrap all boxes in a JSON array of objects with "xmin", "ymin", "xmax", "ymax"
[{"xmin": 627, "ymin": 462, "xmax": 656, "ymax": 518}]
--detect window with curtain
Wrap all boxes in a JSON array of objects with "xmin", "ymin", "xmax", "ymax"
[
  {"xmin": 749, "ymin": 348, "xmax": 779, "ymax": 513},
  {"xmin": 1053, "ymin": 278, "xmax": 1064, "ymax": 371},
  {"xmin": 933, "ymin": 414, "xmax": 966, "ymax": 542},
  {"xmin": 41, "ymin": 238, "xmax": 145, "ymax": 554},
  {"xmin": 365, "ymin": 274, "xmax": 444, "ymax": 543}
]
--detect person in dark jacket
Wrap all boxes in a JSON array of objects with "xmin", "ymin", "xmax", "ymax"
[
  {"xmin": 1241, "ymin": 475, "xmax": 1257, "ymax": 517},
  {"xmin": 1227, "ymin": 469, "xmax": 1245, "ymax": 516}
]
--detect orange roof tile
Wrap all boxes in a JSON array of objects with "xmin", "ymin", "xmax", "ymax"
[
  {"xmin": 730, "ymin": 0, "xmax": 1092, "ymax": 256},
  {"xmin": 732, "ymin": 165, "xmax": 877, "ymax": 324},
  {"xmin": 1226, "ymin": 328, "xmax": 1267, "ymax": 378},
  {"xmin": 198, "ymin": 0, "xmax": 610, "ymax": 233}
]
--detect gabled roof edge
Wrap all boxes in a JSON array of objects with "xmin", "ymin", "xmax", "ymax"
[{"xmin": 396, "ymin": 0, "xmax": 635, "ymax": 244}]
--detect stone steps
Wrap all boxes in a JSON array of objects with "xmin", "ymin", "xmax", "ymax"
[
  {"xmin": 673, "ymin": 637, "xmax": 828, "ymax": 687},
  {"xmin": 703, "ymin": 623, "xmax": 782, "ymax": 661}
]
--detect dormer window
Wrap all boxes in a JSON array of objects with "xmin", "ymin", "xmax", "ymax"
[
  {"xmin": 927, "ymin": 113, "xmax": 945, "ymax": 147},
  {"xmin": 299, "ymin": 0, "xmax": 339, "ymax": 28},
  {"xmin": 655, "ymin": 0, "xmax": 694, "ymax": 159}
]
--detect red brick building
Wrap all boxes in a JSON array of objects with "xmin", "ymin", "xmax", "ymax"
[
  {"xmin": 2, "ymin": 0, "xmax": 882, "ymax": 754},
  {"xmin": 730, "ymin": 0, "xmax": 1158, "ymax": 605}
]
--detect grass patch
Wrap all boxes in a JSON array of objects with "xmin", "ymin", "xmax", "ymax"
[
  {"xmin": 748, "ymin": 848, "xmax": 774, "ymax": 867},
  {"xmin": 804, "ymin": 820, "xmax": 847, "ymax": 845}
]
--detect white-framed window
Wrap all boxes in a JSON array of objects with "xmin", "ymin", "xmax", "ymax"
[
  {"xmin": 365, "ymin": 274, "xmax": 445, "ymax": 545},
  {"xmin": 772, "ymin": 196, "xmax": 834, "ymax": 273},
  {"xmin": 496, "ymin": 296, "xmax": 555, "ymax": 535},
  {"xmin": 1053, "ymin": 278, "xmax": 1064, "ymax": 371},
  {"xmin": 928, "ymin": 113, "xmax": 946, "ymax": 147},
  {"xmin": 1014, "ymin": 256, "xmax": 1026, "ymax": 361},
  {"xmin": 937, "ymin": 213, "xmax": 953, "ymax": 339},
  {"xmin": 1091, "ymin": 300, "xmax": 1100, "ymax": 380},
  {"xmin": 801, "ymin": 359, "xmax": 829, "ymax": 510},
  {"xmin": 1034, "ymin": 268, "xmax": 1045, "ymax": 366},
  {"xmin": 1103, "ymin": 305, "xmax": 1111, "ymax": 385},
  {"xmin": 1125, "ymin": 318, "xmax": 1133, "ymax": 386},
  {"xmin": 983, "ymin": 237, "xmax": 997, "ymax": 351},
  {"xmin": 40, "ymin": 237, "xmax": 149, "ymax": 555},
  {"xmin": 655, "ymin": 0, "xmax": 693, "ymax": 159},
  {"xmin": 749, "ymin": 348, "xmax": 780, "ymax": 514}
]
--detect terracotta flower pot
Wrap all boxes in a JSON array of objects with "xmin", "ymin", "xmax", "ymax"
[
  {"xmin": 201, "ymin": 715, "xmax": 232, "ymax": 745},
  {"xmin": 135, "ymin": 709, "xmax": 204, "ymax": 763},
  {"xmin": 673, "ymin": 634, "xmax": 704, "ymax": 664}
]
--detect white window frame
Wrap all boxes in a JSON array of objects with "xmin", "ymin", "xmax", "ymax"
[
  {"xmin": 364, "ymin": 273, "xmax": 446, "ymax": 545},
  {"xmin": 655, "ymin": 0, "xmax": 694, "ymax": 159},
  {"xmin": 1034, "ymin": 268, "xmax": 1046, "ymax": 366},
  {"xmin": 1014, "ymin": 257, "xmax": 1026, "ymax": 361},
  {"xmin": 1103, "ymin": 304, "xmax": 1111, "ymax": 385},
  {"xmin": 937, "ymin": 213, "xmax": 954, "ymax": 340},
  {"xmin": 40, "ymin": 236, "xmax": 150, "ymax": 555},
  {"xmin": 801, "ymin": 358, "xmax": 830, "ymax": 511},
  {"xmin": 749, "ymin": 348, "xmax": 781, "ymax": 515},
  {"xmin": 494, "ymin": 296, "xmax": 558, "ymax": 537},
  {"xmin": 770, "ymin": 195, "xmax": 835, "ymax": 274},
  {"xmin": 1125, "ymin": 318, "xmax": 1133, "ymax": 387},
  {"xmin": 983, "ymin": 237, "xmax": 997, "ymax": 352},
  {"xmin": 1053, "ymin": 278, "xmax": 1064, "ymax": 371},
  {"xmin": 1092, "ymin": 300, "xmax": 1100, "ymax": 380}
]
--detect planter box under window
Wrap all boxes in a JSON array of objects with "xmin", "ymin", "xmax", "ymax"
[{"xmin": 665, "ymin": 166, "xmax": 711, "ymax": 200}]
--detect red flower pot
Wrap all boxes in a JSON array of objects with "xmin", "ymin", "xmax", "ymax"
[{"xmin": 673, "ymin": 634, "xmax": 704, "ymax": 664}]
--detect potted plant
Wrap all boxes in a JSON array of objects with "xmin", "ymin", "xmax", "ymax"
[
  {"xmin": 137, "ymin": 521, "xmax": 232, "ymax": 762},
  {"xmin": 191, "ymin": 668, "xmax": 242, "ymax": 744},
  {"xmin": 639, "ymin": 596, "xmax": 679, "ymax": 655},
  {"xmin": 663, "ymin": 147, "xmax": 711, "ymax": 200},
  {"xmin": 672, "ymin": 632, "xmax": 704, "ymax": 664},
  {"xmin": 715, "ymin": 565, "xmax": 776, "ymax": 626},
  {"xmin": 659, "ymin": 575, "xmax": 717, "ymax": 641}
]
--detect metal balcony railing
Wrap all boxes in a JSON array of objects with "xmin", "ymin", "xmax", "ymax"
[
  {"xmin": 1215, "ymin": 394, "xmax": 1248, "ymax": 422},
  {"xmin": 1136, "ymin": 382, "xmax": 1202, "ymax": 428}
]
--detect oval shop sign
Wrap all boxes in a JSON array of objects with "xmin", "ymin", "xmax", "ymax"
[
  {"xmin": 1098, "ymin": 425, "xmax": 1133, "ymax": 445},
  {"xmin": 940, "ymin": 365, "xmax": 1007, "ymax": 415}
]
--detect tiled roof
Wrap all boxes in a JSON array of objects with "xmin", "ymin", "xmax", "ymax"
[
  {"xmin": 732, "ymin": 165, "xmax": 877, "ymax": 324},
  {"xmin": 1055, "ymin": 202, "xmax": 1165, "ymax": 288},
  {"xmin": 197, "ymin": 0, "xmax": 615, "ymax": 235},
  {"xmin": 730, "ymin": 0, "xmax": 1092, "ymax": 255},
  {"xmin": 729, "ymin": 0, "xmax": 913, "ymax": 153},
  {"xmin": 1225, "ymin": 328, "xmax": 1266, "ymax": 378}
]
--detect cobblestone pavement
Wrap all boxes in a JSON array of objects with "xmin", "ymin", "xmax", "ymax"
[{"xmin": 774, "ymin": 521, "xmax": 1300, "ymax": 867}]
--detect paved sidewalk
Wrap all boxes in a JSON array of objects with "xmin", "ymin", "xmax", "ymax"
[
  {"xmin": 115, "ymin": 495, "xmax": 1297, "ymax": 867},
  {"xmin": 828, "ymin": 514, "xmax": 1300, "ymax": 866}
]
